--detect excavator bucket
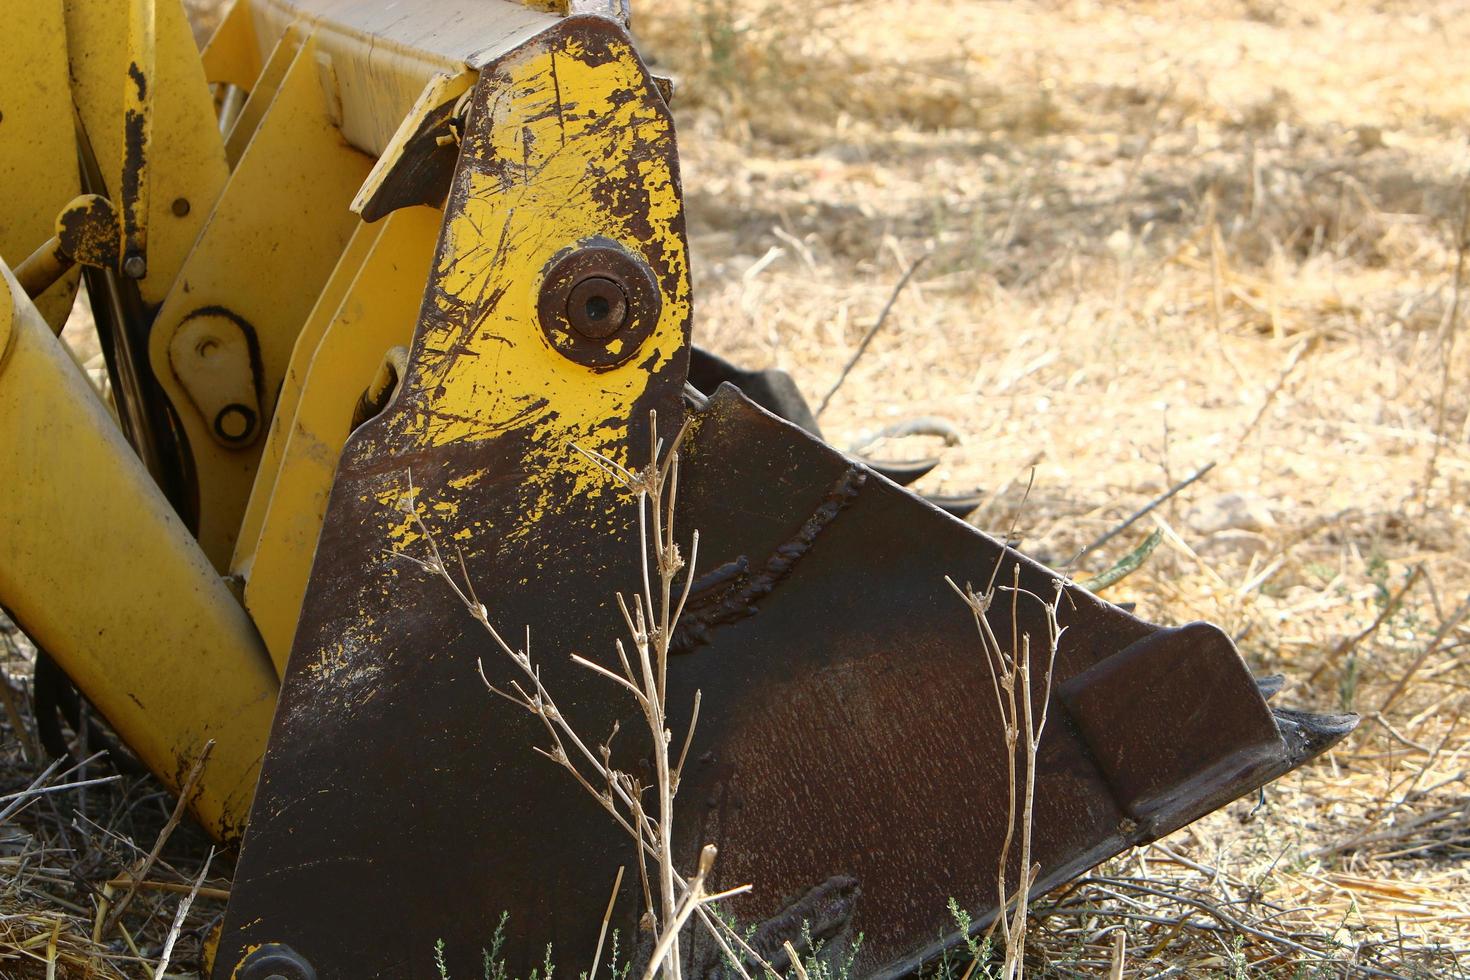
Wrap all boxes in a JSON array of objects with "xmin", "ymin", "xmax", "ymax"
[{"xmin": 0, "ymin": 2, "xmax": 1354, "ymax": 979}]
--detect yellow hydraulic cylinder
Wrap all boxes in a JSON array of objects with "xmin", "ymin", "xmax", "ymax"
[{"xmin": 0, "ymin": 262, "xmax": 277, "ymax": 842}]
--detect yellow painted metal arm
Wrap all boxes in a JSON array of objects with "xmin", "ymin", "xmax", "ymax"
[
  {"xmin": 232, "ymin": 218, "xmax": 384, "ymax": 581},
  {"xmin": 120, "ymin": 0, "xmax": 157, "ymax": 280},
  {"xmin": 66, "ymin": 0, "xmax": 228, "ymax": 308},
  {"xmin": 0, "ymin": 0, "xmax": 82, "ymax": 331},
  {"xmin": 240, "ymin": 206, "xmax": 440, "ymax": 669},
  {"xmin": 201, "ymin": 0, "xmax": 264, "ymax": 92},
  {"xmin": 0, "ymin": 263, "xmax": 277, "ymax": 842}
]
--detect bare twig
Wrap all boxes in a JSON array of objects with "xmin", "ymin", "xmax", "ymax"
[
  {"xmin": 1226, "ymin": 337, "xmax": 1316, "ymax": 462},
  {"xmin": 590, "ymin": 865, "xmax": 625, "ymax": 980},
  {"xmin": 1307, "ymin": 564, "xmax": 1424, "ymax": 685},
  {"xmin": 1079, "ymin": 462, "xmax": 1215, "ymax": 559},
  {"xmin": 1378, "ymin": 594, "xmax": 1470, "ymax": 715},
  {"xmin": 816, "ymin": 254, "xmax": 929, "ymax": 417},
  {"xmin": 0, "ymin": 773, "xmax": 123, "ymax": 807},
  {"xmin": 102, "ymin": 876, "xmax": 229, "ymax": 901},
  {"xmin": 949, "ymin": 570, "xmax": 1066, "ymax": 980},
  {"xmin": 640, "ymin": 845, "xmax": 751, "ymax": 980},
  {"xmin": 0, "ymin": 665, "xmax": 41, "ymax": 763},
  {"xmin": 100, "ymin": 739, "xmax": 213, "ymax": 939},
  {"xmin": 1108, "ymin": 930, "xmax": 1127, "ymax": 980},
  {"xmin": 401, "ymin": 414, "xmax": 749, "ymax": 978},
  {"xmin": 0, "ymin": 753, "xmax": 110, "ymax": 825},
  {"xmin": 783, "ymin": 941, "xmax": 812, "ymax": 980},
  {"xmin": 151, "ymin": 846, "xmax": 213, "ymax": 980},
  {"xmin": 1080, "ymin": 876, "xmax": 1413, "ymax": 980}
]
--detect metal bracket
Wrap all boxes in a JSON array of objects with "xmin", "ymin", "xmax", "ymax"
[
  {"xmin": 14, "ymin": 195, "xmax": 122, "ymax": 302},
  {"xmin": 168, "ymin": 307, "xmax": 265, "ymax": 447}
]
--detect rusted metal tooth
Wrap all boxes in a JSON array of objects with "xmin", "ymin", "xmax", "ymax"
[{"xmin": 1273, "ymin": 706, "xmax": 1359, "ymax": 767}]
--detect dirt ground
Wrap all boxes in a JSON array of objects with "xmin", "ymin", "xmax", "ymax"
[
  {"xmin": 4, "ymin": 1, "xmax": 1470, "ymax": 977},
  {"xmin": 633, "ymin": 0, "xmax": 1470, "ymax": 975}
]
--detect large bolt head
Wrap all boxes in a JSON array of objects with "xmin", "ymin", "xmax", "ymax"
[{"xmin": 537, "ymin": 241, "xmax": 661, "ymax": 370}]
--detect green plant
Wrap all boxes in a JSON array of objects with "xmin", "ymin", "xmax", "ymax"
[
  {"xmin": 436, "ymin": 913, "xmax": 632, "ymax": 980},
  {"xmin": 934, "ymin": 899, "xmax": 996, "ymax": 980}
]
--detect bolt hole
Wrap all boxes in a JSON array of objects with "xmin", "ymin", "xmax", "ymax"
[
  {"xmin": 584, "ymin": 294, "xmax": 611, "ymax": 322},
  {"xmin": 214, "ymin": 404, "xmax": 255, "ymax": 443}
]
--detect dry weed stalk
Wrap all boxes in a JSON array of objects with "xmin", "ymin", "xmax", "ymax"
[
  {"xmin": 946, "ymin": 570, "xmax": 1066, "ymax": 980},
  {"xmin": 396, "ymin": 412, "xmax": 762, "ymax": 980}
]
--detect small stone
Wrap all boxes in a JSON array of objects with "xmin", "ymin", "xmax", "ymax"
[
  {"xmin": 1352, "ymin": 124, "xmax": 1385, "ymax": 153},
  {"xmin": 1187, "ymin": 493, "xmax": 1277, "ymax": 535}
]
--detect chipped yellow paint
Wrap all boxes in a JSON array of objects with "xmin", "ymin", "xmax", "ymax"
[
  {"xmin": 226, "ymin": 942, "xmax": 263, "ymax": 980},
  {"xmin": 65, "ymin": 0, "xmax": 228, "ymax": 308},
  {"xmin": 448, "ymin": 470, "xmax": 486, "ymax": 490},
  {"xmin": 398, "ymin": 29, "xmax": 690, "ymax": 535}
]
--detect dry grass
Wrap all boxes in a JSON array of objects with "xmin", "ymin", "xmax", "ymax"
[
  {"xmin": 636, "ymin": 0, "xmax": 1470, "ymax": 974},
  {"xmin": 6, "ymin": 0, "xmax": 1470, "ymax": 976},
  {"xmin": 0, "ymin": 624, "xmax": 227, "ymax": 978}
]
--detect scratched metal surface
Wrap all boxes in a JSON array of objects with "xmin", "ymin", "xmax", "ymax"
[{"xmin": 662, "ymin": 388, "xmax": 1352, "ymax": 979}]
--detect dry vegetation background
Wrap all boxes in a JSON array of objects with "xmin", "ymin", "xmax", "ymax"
[
  {"xmin": 3, "ymin": 0, "xmax": 1470, "ymax": 976},
  {"xmin": 636, "ymin": 0, "xmax": 1470, "ymax": 974}
]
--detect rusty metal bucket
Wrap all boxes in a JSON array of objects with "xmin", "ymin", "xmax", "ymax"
[
  {"xmin": 212, "ymin": 15, "xmax": 1353, "ymax": 979},
  {"xmin": 214, "ymin": 380, "xmax": 1353, "ymax": 979}
]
